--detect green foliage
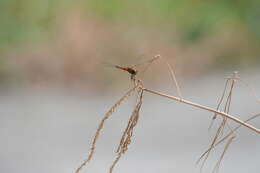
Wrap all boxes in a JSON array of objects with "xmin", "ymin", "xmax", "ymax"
[
  {"xmin": 0, "ymin": 0, "xmax": 60, "ymax": 46},
  {"xmin": 0, "ymin": 0, "xmax": 259, "ymax": 49}
]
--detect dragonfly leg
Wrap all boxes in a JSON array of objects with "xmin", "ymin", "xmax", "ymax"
[{"xmin": 131, "ymin": 74, "xmax": 136, "ymax": 81}]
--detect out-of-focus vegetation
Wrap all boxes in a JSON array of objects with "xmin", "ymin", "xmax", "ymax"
[
  {"xmin": 1, "ymin": 0, "xmax": 260, "ymax": 45},
  {"xmin": 0, "ymin": 0, "xmax": 259, "ymax": 88}
]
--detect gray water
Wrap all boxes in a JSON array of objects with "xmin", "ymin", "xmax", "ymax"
[{"xmin": 1, "ymin": 72, "xmax": 259, "ymax": 173}]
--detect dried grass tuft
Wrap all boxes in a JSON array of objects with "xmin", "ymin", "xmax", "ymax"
[
  {"xmin": 76, "ymin": 84, "xmax": 139, "ymax": 173},
  {"xmin": 116, "ymin": 89, "xmax": 143, "ymax": 154},
  {"xmin": 109, "ymin": 88, "xmax": 144, "ymax": 173}
]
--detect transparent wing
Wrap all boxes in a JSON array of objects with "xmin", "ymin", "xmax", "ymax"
[
  {"xmin": 101, "ymin": 61, "xmax": 117, "ymax": 68},
  {"xmin": 130, "ymin": 55, "xmax": 160, "ymax": 68}
]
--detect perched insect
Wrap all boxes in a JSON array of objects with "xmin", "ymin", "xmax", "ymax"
[
  {"xmin": 108, "ymin": 64, "xmax": 138, "ymax": 80},
  {"xmin": 103, "ymin": 55, "xmax": 160, "ymax": 80}
]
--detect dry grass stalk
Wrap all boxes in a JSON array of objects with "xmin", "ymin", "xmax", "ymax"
[
  {"xmin": 197, "ymin": 73, "xmax": 258, "ymax": 172},
  {"xmin": 110, "ymin": 88, "xmax": 144, "ymax": 173},
  {"xmin": 142, "ymin": 71, "xmax": 259, "ymax": 171},
  {"xmin": 209, "ymin": 72, "xmax": 238, "ymax": 130},
  {"xmin": 109, "ymin": 152, "xmax": 122, "ymax": 173},
  {"xmin": 142, "ymin": 76, "xmax": 259, "ymax": 173},
  {"xmin": 142, "ymin": 88, "xmax": 260, "ymax": 133},
  {"xmin": 212, "ymin": 135, "xmax": 235, "ymax": 173},
  {"xmin": 160, "ymin": 55, "xmax": 182, "ymax": 98},
  {"xmin": 76, "ymin": 84, "xmax": 139, "ymax": 173},
  {"xmin": 140, "ymin": 67, "xmax": 259, "ymax": 172},
  {"xmin": 197, "ymin": 113, "xmax": 260, "ymax": 164},
  {"xmin": 199, "ymin": 72, "xmax": 238, "ymax": 171}
]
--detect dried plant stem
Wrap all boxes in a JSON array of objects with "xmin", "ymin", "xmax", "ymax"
[
  {"xmin": 161, "ymin": 55, "xmax": 182, "ymax": 98},
  {"xmin": 109, "ymin": 153, "xmax": 122, "ymax": 173},
  {"xmin": 212, "ymin": 136, "xmax": 235, "ymax": 173},
  {"xmin": 142, "ymin": 88, "xmax": 260, "ymax": 133},
  {"xmin": 75, "ymin": 85, "xmax": 139, "ymax": 173},
  {"xmin": 211, "ymin": 79, "xmax": 230, "ymax": 120},
  {"xmin": 198, "ymin": 72, "xmax": 238, "ymax": 172},
  {"xmin": 209, "ymin": 72, "xmax": 238, "ymax": 131},
  {"xmin": 110, "ymin": 89, "xmax": 144, "ymax": 173},
  {"xmin": 200, "ymin": 118, "xmax": 228, "ymax": 171},
  {"xmin": 197, "ymin": 113, "xmax": 260, "ymax": 164}
]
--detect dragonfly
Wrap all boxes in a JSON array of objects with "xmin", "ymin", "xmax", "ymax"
[{"xmin": 103, "ymin": 55, "xmax": 160, "ymax": 80}]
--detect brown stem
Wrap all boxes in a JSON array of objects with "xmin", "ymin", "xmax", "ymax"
[{"xmin": 142, "ymin": 88, "xmax": 260, "ymax": 134}]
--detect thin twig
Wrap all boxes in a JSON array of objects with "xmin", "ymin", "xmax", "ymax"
[
  {"xmin": 142, "ymin": 88, "xmax": 260, "ymax": 133},
  {"xmin": 160, "ymin": 55, "xmax": 182, "ymax": 98},
  {"xmin": 200, "ymin": 120, "xmax": 226, "ymax": 172},
  {"xmin": 208, "ymin": 79, "xmax": 230, "ymax": 130},
  {"xmin": 212, "ymin": 136, "xmax": 235, "ymax": 173},
  {"xmin": 197, "ymin": 113, "xmax": 259, "ymax": 164},
  {"xmin": 109, "ymin": 152, "xmax": 122, "ymax": 173}
]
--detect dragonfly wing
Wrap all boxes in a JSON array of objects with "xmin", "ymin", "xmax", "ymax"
[
  {"xmin": 101, "ymin": 62, "xmax": 117, "ymax": 68},
  {"xmin": 130, "ymin": 55, "xmax": 160, "ymax": 68}
]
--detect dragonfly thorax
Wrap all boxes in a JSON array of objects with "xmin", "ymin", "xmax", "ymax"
[{"xmin": 126, "ymin": 68, "xmax": 137, "ymax": 75}]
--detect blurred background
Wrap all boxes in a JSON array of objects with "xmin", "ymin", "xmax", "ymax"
[{"xmin": 0, "ymin": 0, "xmax": 259, "ymax": 173}]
